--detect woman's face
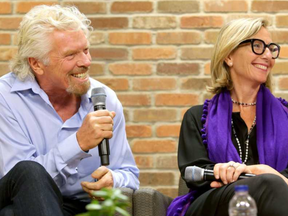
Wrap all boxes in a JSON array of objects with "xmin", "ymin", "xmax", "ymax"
[{"xmin": 226, "ymin": 27, "xmax": 276, "ymax": 88}]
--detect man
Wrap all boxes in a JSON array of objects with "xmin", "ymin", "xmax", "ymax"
[{"xmin": 0, "ymin": 5, "xmax": 139, "ymax": 216}]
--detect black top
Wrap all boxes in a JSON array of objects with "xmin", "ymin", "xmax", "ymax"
[{"xmin": 178, "ymin": 105, "xmax": 288, "ymax": 190}]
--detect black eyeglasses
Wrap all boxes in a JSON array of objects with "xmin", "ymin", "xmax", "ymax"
[{"xmin": 238, "ymin": 38, "xmax": 280, "ymax": 59}]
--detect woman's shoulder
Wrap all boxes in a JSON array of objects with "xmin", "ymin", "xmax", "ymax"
[{"xmin": 184, "ymin": 104, "xmax": 204, "ymax": 119}]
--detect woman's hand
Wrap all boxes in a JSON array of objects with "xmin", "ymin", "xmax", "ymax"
[{"xmin": 210, "ymin": 161, "xmax": 253, "ymax": 188}]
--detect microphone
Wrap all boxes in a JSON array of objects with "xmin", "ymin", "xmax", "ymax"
[
  {"xmin": 184, "ymin": 166, "xmax": 256, "ymax": 183},
  {"xmin": 91, "ymin": 87, "xmax": 110, "ymax": 166}
]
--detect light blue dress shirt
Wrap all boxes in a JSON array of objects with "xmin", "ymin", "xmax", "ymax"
[{"xmin": 0, "ymin": 72, "xmax": 139, "ymax": 199}]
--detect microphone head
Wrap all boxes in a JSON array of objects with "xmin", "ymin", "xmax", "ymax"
[
  {"xmin": 185, "ymin": 166, "xmax": 204, "ymax": 183},
  {"xmin": 91, "ymin": 87, "xmax": 106, "ymax": 106}
]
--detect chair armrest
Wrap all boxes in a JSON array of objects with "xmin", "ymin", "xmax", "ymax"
[
  {"xmin": 115, "ymin": 188, "xmax": 134, "ymax": 216},
  {"xmin": 133, "ymin": 188, "xmax": 173, "ymax": 216}
]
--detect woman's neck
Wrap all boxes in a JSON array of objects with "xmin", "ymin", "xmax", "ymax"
[{"xmin": 230, "ymin": 83, "xmax": 260, "ymax": 105}]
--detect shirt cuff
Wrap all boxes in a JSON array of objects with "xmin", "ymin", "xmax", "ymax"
[{"xmin": 57, "ymin": 132, "xmax": 91, "ymax": 164}]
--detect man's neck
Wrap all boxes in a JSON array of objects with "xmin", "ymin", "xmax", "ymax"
[{"xmin": 48, "ymin": 91, "xmax": 81, "ymax": 122}]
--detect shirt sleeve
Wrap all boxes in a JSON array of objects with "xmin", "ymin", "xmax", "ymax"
[{"xmin": 178, "ymin": 105, "xmax": 215, "ymax": 190}]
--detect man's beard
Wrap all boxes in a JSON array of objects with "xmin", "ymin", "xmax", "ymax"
[{"xmin": 66, "ymin": 67, "xmax": 91, "ymax": 96}]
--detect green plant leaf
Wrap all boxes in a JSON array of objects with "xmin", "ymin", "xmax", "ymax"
[
  {"xmin": 92, "ymin": 190, "xmax": 108, "ymax": 197},
  {"xmin": 115, "ymin": 206, "xmax": 130, "ymax": 216},
  {"xmin": 102, "ymin": 199, "xmax": 113, "ymax": 207},
  {"xmin": 86, "ymin": 203, "xmax": 102, "ymax": 211}
]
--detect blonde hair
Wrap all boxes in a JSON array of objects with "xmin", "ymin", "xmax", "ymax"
[
  {"xmin": 207, "ymin": 18, "xmax": 271, "ymax": 94},
  {"xmin": 10, "ymin": 5, "xmax": 93, "ymax": 80}
]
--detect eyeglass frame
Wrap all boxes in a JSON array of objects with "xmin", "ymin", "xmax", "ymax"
[{"xmin": 238, "ymin": 38, "xmax": 280, "ymax": 59}]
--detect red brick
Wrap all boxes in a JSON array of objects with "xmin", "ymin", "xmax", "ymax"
[
  {"xmin": 109, "ymin": 32, "xmax": 151, "ymax": 45},
  {"xmin": 181, "ymin": 47, "xmax": 213, "ymax": 60},
  {"xmin": 181, "ymin": 77, "xmax": 212, "ymax": 90},
  {"xmin": 0, "ymin": 2, "xmax": 11, "ymax": 14},
  {"xmin": 90, "ymin": 17, "xmax": 128, "ymax": 29},
  {"xmin": 63, "ymin": 1, "xmax": 106, "ymax": 14},
  {"xmin": 204, "ymin": 62, "xmax": 211, "ymax": 75},
  {"xmin": 271, "ymin": 30, "xmax": 288, "ymax": 43},
  {"xmin": 0, "ymin": 47, "xmax": 17, "ymax": 61},
  {"xmin": 111, "ymin": 1, "xmax": 153, "ymax": 13},
  {"xmin": 155, "ymin": 93, "xmax": 199, "ymax": 106},
  {"xmin": 0, "ymin": 63, "xmax": 9, "ymax": 76},
  {"xmin": 156, "ymin": 124, "xmax": 181, "ymax": 137},
  {"xmin": 89, "ymin": 32, "xmax": 105, "ymax": 45},
  {"xmin": 90, "ymin": 48, "xmax": 128, "ymax": 60},
  {"xmin": 134, "ymin": 156, "xmax": 153, "ymax": 168},
  {"xmin": 95, "ymin": 78, "xmax": 129, "ymax": 91},
  {"xmin": 279, "ymin": 46, "xmax": 288, "ymax": 59},
  {"xmin": 12, "ymin": 33, "xmax": 18, "ymax": 45},
  {"xmin": 133, "ymin": 78, "xmax": 176, "ymax": 91},
  {"xmin": 16, "ymin": 1, "xmax": 57, "ymax": 13},
  {"xmin": 252, "ymin": 0, "xmax": 288, "ymax": 12},
  {"xmin": 123, "ymin": 109, "xmax": 130, "ymax": 122},
  {"xmin": 133, "ymin": 109, "xmax": 177, "ymax": 122},
  {"xmin": 156, "ymin": 155, "xmax": 177, "ymax": 169},
  {"xmin": 118, "ymin": 94, "xmax": 151, "ymax": 106},
  {"xmin": 204, "ymin": 30, "xmax": 219, "ymax": 44},
  {"xmin": 133, "ymin": 47, "xmax": 176, "ymax": 60},
  {"xmin": 279, "ymin": 77, "xmax": 288, "ymax": 90},
  {"xmin": 156, "ymin": 32, "xmax": 201, "ymax": 45},
  {"xmin": 0, "ymin": 18, "xmax": 22, "ymax": 30},
  {"xmin": 272, "ymin": 62, "xmax": 288, "ymax": 75},
  {"xmin": 0, "ymin": 33, "xmax": 11, "ymax": 45},
  {"xmin": 126, "ymin": 125, "xmax": 152, "ymax": 138},
  {"xmin": 89, "ymin": 63, "xmax": 105, "ymax": 76},
  {"xmin": 204, "ymin": 0, "xmax": 248, "ymax": 12},
  {"xmin": 109, "ymin": 63, "xmax": 152, "ymax": 76},
  {"xmin": 157, "ymin": 1, "xmax": 200, "ymax": 13},
  {"xmin": 132, "ymin": 139, "xmax": 177, "ymax": 153},
  {"xmin": 157, "ymin": 63, "xmax": 200, "ymax": 75},
  {"xmin": 276, "ymin": 15, "xmax": 288, "ymax": 27},
  {"xmin": 133, "ymin": 16, "xmax": 177, "ymax": 29},
  {"xmin": 181, "ymin": 16, "xmax": 223, "ymax": 28},
  {"xmin": 139, "ymin": 172, "xmax": 175, "ymax": 186}
]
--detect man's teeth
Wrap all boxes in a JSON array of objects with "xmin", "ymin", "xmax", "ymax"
[
  {"xmin": 72, "ymin": 73, "xmax": 87, "ymax": 78},
  {"xmin": 255, "ymin": 64, "xmax": 267, "ymax": 70}
]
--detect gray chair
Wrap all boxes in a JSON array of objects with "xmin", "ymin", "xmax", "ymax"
[{"xmin": 118, "ymin": 177, "xmax": 189, "ymax": 216}]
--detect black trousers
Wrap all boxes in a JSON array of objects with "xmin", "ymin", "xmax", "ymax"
[
  {"xmin": 186, "ymin": 174, "xmax": 288, "ymax": 216},
  {"xmin": 0, "ymin": 161, "xmax": 89, "ymax": 216}
]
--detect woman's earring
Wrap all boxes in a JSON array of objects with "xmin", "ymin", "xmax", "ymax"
[{"xmin": 229, "ymin": 62, "xmax": 233, "ymax": 66}]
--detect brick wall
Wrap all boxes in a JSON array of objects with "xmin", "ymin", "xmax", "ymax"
[{"xmin": 1, "ymin": 0, "xmax": 288, "ymax": 198}]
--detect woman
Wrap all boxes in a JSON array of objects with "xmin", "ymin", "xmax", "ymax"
[{"xmin": 168, "ymin": 18, "xmax": 288, "ymax": 216}]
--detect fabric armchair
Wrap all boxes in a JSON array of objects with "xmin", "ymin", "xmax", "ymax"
[{"xmin": 117, "ymin": 177, "xmax": 189, "ymax": 216}]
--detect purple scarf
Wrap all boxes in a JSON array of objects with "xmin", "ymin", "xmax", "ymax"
[{"xmin": 167, "ymin": 85, "xmax": 288, "ymax": 216}]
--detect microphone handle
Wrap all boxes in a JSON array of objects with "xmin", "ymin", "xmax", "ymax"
[
  {"xmin": 94, "ymin": 104, "xmax": 110, "ymax": 166},
  {"xmin": 203, "ymin": 169, "xmax": 256, "ymax": 181}
]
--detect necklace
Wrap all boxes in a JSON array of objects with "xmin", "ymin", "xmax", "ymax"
[
  {"xmin": 231, "ymin": 116, "xmax": 256, "ymax": 164},
  {"xmin": 231, "ymin": 98, "xmax": 256, "ymax": 106}
]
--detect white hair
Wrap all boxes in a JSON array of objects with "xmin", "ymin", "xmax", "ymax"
[{"xmin": 10, "ymin": 4, "xmax": 93, "ymax": 80}]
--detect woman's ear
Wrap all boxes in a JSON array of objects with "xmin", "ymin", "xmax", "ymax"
[
  {"xmin": 28, "ymin": 57, "xmax": 44, "ymax": 75},
  {"xmin": 224, "ymin": 55, "xmax": 233, "ymax": 67}
]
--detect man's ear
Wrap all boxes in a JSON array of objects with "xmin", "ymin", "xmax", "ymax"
[{"xmin": 28, "ymin": 57, "xmax": 44, "ymax": 75}]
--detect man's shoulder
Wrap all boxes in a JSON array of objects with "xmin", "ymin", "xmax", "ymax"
[{"xmin": 0, "ymin": 72, "xmax": 16, "ymax": 92}]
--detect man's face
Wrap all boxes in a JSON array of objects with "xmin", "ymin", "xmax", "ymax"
[{"xmin": 37, "ymin": 30, "xmax": 91, "ymax": 96}]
